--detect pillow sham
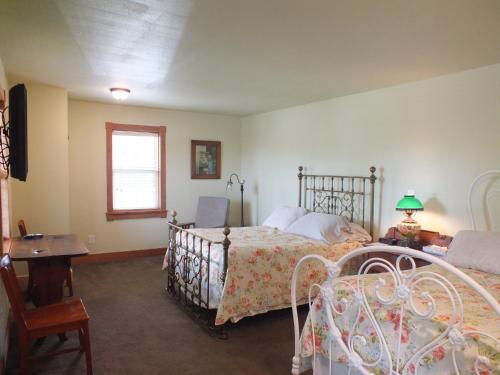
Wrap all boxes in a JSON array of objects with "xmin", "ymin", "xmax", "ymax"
[
  {"xmin": 262, "ymin": 206, "xmax": 308, "ymax": 231},
  {"xmin": 285, "ymin": 212, "xmax": 351, "ymax": 244},
  {"xmin": 340, "ymin": 222, "xmax": 372, "ymax": 243},
  {"xmin": 444, "ymin": 230, "xmax": 500, "ymax": 275}
]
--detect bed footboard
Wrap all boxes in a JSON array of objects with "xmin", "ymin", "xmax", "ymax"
[
  {"xmin": 291, "ymin": 246, "xmax": 500, "ymax": 374},
  {"xmin": 166, "ymin": 211, "xmax": 231, "ymax": 329}
]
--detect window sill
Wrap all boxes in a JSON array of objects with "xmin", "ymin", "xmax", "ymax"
[{"xmin": 106, "ymin": 209, "xmax": 167, "ymax": 221}]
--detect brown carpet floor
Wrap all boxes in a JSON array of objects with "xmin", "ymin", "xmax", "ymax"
[{"xmin": 7, "ymin": 256, "xmax": 308, "ymax": 374}]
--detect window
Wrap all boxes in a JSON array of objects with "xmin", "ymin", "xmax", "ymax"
[{"xmin": 106, "ymin": 123, "xmax": 166, "ymax": 220}]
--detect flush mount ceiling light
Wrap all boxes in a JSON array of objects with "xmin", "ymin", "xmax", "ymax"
[{"xmin": 110, "ymin": 88, "xmax": 130, "ymax": 100}]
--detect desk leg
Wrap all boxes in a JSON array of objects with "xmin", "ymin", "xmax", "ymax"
[
  {"xmin": 27, "ymin": 261, "xmax": 35, "ymax": 301},
  {"xmin": 30, "ymin": 258, "xmax": 69, "ymax": 306},
  {"xmin": 29, "ymin": 258, "xmax": 71, "ymax": 344}
]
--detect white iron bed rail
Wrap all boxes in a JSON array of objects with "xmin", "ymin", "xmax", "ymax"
[
  {"xmin": 467, "ymin": 170, "xmax": 500, "ymax": 231},
  {"xmin": 291, "ymin": 245, "xmax": 500, "ymax": 375}
]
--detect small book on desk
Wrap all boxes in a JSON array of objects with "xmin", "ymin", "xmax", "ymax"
[{"xmin": 422, "ymin": 244, "xmax": 448, "ymax": 257}]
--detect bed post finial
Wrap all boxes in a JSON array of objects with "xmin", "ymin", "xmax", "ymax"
[
  {"xmin": 221, "ymin": 226, "xmax": 231, "ymax": 285},
  {"xmin": 291, "ymin": 355, "xmax": 301, "ymax": 375},
  {"xmin": 223, "ymin": 226, "xmax": 231, "ymax": 246},
  {"xmin": 368, "ymin": 167, "xmax": 376, "ymax": 238},
  {"xmin": 369, "ymin": 166, "xmax": 376, "ymax": 183},
  {"xmin": 298, "ymin": 166, "xmax": 304, "ymax": 207},
  {"xmin": 170, "ymin": 210, "xmax": 178, "ymax": 225}
]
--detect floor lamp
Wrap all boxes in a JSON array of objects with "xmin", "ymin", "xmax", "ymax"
[{"xmin": 226, "ymin": 173, "xmax": 245, "ymax": 227}]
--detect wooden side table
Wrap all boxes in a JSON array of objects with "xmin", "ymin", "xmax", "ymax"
[{"xmin": 367, "ymin": 227, "xmax": 453, "ymax": 273}]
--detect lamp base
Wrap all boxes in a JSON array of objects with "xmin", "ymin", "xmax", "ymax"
[{"xmin": 397, "ymin": 221, "xmax": 421, "ymax": 240}]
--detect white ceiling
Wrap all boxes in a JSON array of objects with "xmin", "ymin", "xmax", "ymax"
[{"xmin": 0, "ymin": 0, "xmax": 499, "ymax": 116}]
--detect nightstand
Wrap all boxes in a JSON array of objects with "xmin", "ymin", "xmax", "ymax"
[{"xmin": 367, "ymin": 227, "xmax": 453, "ymax": 273}]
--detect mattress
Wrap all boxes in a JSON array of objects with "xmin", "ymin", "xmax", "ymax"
[{"xmin": 163, "ymin": 226, "xmax": 363, "ymax": 325}]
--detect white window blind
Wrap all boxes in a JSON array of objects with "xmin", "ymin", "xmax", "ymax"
[{"xmin": 112, "ymin": 130, "xmax": 160, "ymax": 210}]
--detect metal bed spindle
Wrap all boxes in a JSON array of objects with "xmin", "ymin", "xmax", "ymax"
[{"xmin": 298, "ymin": 166, "xmax": 377, "ymax": 237}]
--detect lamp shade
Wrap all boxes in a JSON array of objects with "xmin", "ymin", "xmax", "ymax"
[
  {"xmin": 396, "ymin": 191, "xmax": 424, "ymax": 211},
  {"xmin": 110, "ymin": 88, "xmax": 130, "ymax": 100}
]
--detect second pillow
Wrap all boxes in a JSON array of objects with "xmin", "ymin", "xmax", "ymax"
[{"xmin": 285, "ymin": 212, "xmax": 351, "ymax": 243}]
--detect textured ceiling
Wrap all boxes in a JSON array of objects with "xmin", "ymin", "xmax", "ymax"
[{"xmin": 0, "ymin": 0, "xmax": 500, "ymax": 115}]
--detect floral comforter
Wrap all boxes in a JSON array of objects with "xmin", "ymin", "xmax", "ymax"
[
  {"xmin": 163, "ymin": 226, "xmax": 361, "ymax": 325},
  {"xmin": 300, "ymin": 265, "xmax": 500, "ymax": 374}
]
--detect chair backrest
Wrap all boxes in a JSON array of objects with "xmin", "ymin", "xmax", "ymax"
[
  {"xmin": 0, "ymin": 255, "xmax": 26, "ymax": 328},
  {"xmin": 18, "ymin": 219, "xmax": 27, "ymax": 237},
  {"xmin": 194, "ymin": 196, "xmax": 230, "ymax": 228}
]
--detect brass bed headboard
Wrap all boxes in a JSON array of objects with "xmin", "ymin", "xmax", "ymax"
[{"xmin": 297, "ymin": 166, "xmax": 377, "ymax": 237}]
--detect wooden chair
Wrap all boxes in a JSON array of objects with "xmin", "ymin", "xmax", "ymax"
[
  {"xmin": 17, "ymin": 219, "xmax": 27, "ymax": 237},
  {"xmin": 0, "ymin": 254, "xmax": 93, "ymax": 375},
  {"xmin": 17, "ymin": 219, "xmax": 74, "ymax": 298}
]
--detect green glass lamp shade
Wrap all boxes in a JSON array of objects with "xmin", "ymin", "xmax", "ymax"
[
  {"xmin": 396, "ymin": 191, "xmax": 423, "ymax": 240},
  {"xmin": 396, "ymin": 192, "xmax": 424, "ymax": 211}
]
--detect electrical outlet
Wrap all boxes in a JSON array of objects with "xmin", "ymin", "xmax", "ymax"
[{"xmin": 88, "ymin": 234, "xmax": 96, "ymax": 244}]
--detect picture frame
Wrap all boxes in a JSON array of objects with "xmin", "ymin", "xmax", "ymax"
[{"xmin": 191, "ymin": 140, "xmax": 221, "ymax": 179}]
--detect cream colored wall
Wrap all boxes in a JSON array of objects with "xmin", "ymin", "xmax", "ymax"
[
  {"xmin": 241, "ymin": 63, "xmax": 500, "ymax": 237},
  {"xmin": 68, "ymin": 100, "xmax": 241, "ymax": 253},
  {"xmin": 9, "ymin": 82, "xmax": 70, "ymax": 234},
  {"xmin": 3, "ymin": 62, "xmax": 498, "ymax": 249}
]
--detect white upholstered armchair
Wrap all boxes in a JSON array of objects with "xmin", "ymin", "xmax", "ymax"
[{"xmin": 178, "ymin": 196, "xmax": 230, "ymax": 229}]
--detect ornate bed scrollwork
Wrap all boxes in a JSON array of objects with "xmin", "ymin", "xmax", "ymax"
[
  {"xmin": 166, "ymin": 210, "xmax": 231, "ymax": 330},
  {"xmin": 291, "ymin": 246, "xmax": 500, "ymax": 375},
  {"xmin": 298, "ymin": 166, "xmax": 377, "ymax": 237}
]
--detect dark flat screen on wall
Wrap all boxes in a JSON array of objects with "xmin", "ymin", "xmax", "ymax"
[{"xmin": 9, "ymin": 84, "xmax": 28, "ymax": 181}]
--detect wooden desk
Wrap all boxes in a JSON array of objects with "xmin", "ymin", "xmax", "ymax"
[{"xmin": 9, "ymin": 235, "xmax": 88, "ymax": 306}]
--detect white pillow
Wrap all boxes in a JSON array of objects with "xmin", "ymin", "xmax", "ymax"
[
  {"xmin": 285, "ymin": 212, "xmax": 351, "ymax": 243},
  {"xmin": 444, "ymin": 230, "xmax": 500, "ymax": 274},
  {"xmin": 262, "ymin": 206, "xmax": 308, "ymax": 231}
]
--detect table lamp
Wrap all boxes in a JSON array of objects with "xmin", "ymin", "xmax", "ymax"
[{"xmin": 396, "ymin": 190, "xmax": 424, "ymax": 242}]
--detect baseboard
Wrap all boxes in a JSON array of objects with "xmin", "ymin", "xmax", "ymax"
[
  {"xmin": 17, "ymin": 275, "xmax": 28, "ymax": 288},
  {"xmin": 72, "ymin": 248, "xmax": 166, "ymax": 265}
]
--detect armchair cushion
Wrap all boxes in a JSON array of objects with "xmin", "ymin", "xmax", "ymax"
[{"xmin": 195, "ymin": 196, "xmax": 230, "ymax": 228}]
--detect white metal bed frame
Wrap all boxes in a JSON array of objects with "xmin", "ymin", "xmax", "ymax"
[
  {"xmin": 291, "ymin": 247, "xmax": 500, "ymax": 375},
  {"xmin": 467, "ymin": 170, "xmax": 500, "ymax": 231},
  {"xmin": 291, "ymin": 170, "xmax": 500, "ymax": 374}
]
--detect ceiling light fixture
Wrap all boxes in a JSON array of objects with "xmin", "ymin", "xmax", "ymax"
[{"xmin": 110, "ymin": 88, "xmax": 130, "ymax": 100}]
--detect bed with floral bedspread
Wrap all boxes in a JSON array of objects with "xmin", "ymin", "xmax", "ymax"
[
  {"xmin": 299, "ymin": 264, "xmax": 500, "ymax": 374},
  {"xmin": 163, "ymin": 226, "xmax": 364, "ymax": 325}
]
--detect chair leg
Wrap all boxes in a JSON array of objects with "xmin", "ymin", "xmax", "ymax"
[
  {"xmin": 67, "ymin": 267, "xmax": 74, "ymax": 297},
  {"xmin": 78, "ymin": 328, "xmax": 84, "ymax": 352},
  {"xmin": 81, "ymin": 323, "xmax": 93, "ymax": 375},
  {"xmin": 58, "ymin": 333, "xmax": 68, "ymax": 342},
  {"xmin": 19, "ymin": 336, "xmax": 30, "ymax": 375},
  {"xmin": 27, "ymin": 261, "xmax": 34, "ymax": 300}
]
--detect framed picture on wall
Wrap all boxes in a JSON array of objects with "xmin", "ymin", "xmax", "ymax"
[{"xmin": 191, "ymin": 140, "xmax": 221, "ymax": 179}]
